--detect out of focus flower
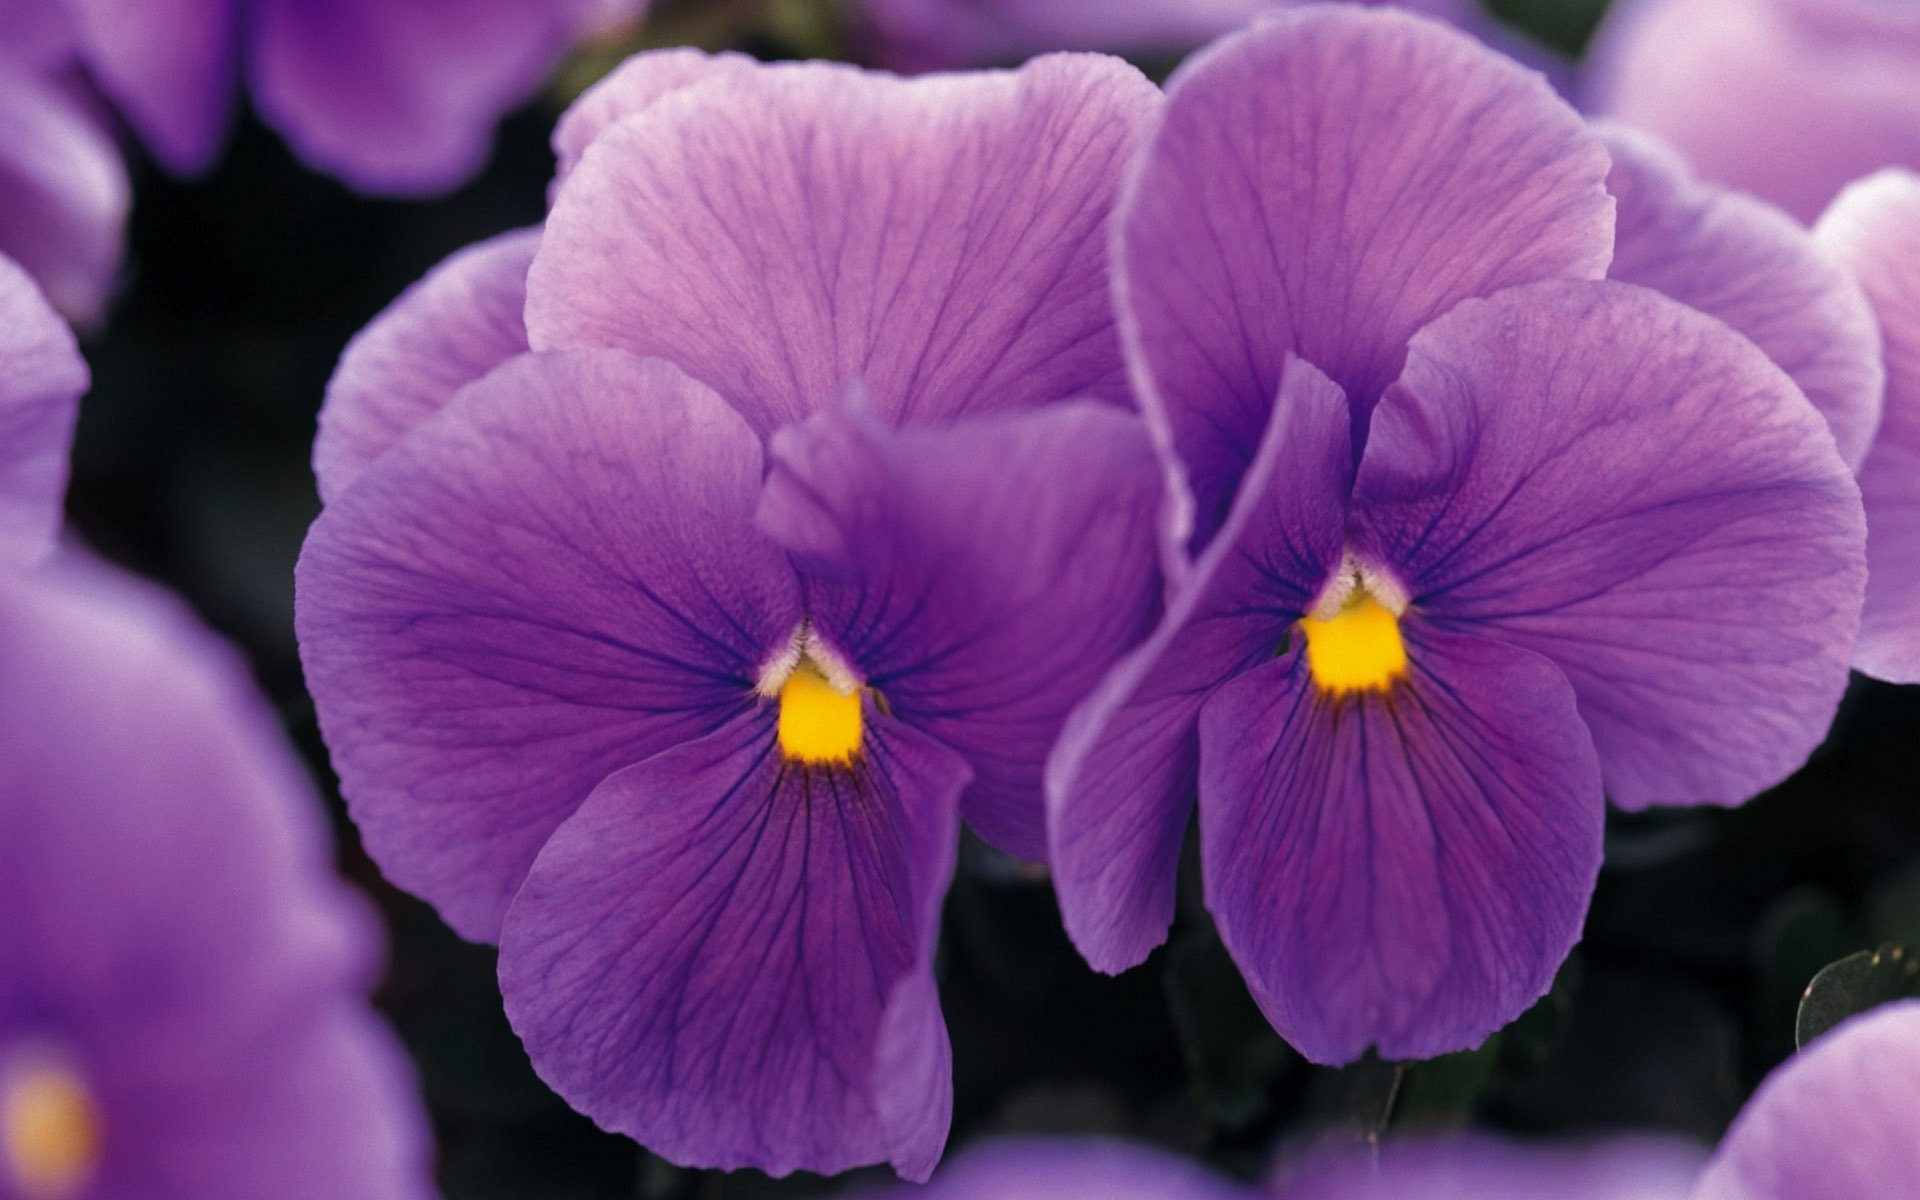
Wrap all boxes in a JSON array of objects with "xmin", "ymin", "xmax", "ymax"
[
  {"xmin": 1588, "ymin": 0, "xmax": 1920, "ymax": 222},
  {"xmin": 298, "ymin": 52, "xmax": 1166, "ymax": 1178},
  {"xmin": 1047, "ymin": 8, "xmax": 1866, "ymax": 1066},
  {"xmin": 0, "ymin": 254, "xmax": 83, "ymax": 561},
  {"xmin": 862, "ymin": 1138, "xmax": 1254, "ymax": 1199},
  {"xmin": 0, "ymin": 58, "xmax": 128, "ymax": 322},
  {"xmin": 1817, "ymin": 171, "xmax": 1920, "ymax": 682}
]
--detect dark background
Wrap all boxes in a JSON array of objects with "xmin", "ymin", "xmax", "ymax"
[{"xmin": 60, "ymin": 1, "xmax": 1920, "ymax": 1195}]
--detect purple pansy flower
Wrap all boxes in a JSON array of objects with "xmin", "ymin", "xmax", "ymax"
[
  {"xmin": 297, "ymin": 52, "xmax": 1165, "ymax": 1178},
  {"xmin": 1046, "ymin": 8, "xmax": 1866, "ymax": 1066},
  {"xmin": 0, "ymin": 253, "xmax": 83, "ymax": 563},
  {"xmin": 1816, "ymin": 171, "xmax": 1920, "ymax": 682},
  {"xmin": 1588, "ymin": 0, "xmax": 1920, "ymax": 223}
]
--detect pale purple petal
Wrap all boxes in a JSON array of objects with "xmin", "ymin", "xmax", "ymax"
[
  {"xmin": 498, "ymin": 711, "xmax": 969, "ymax": 1179},
  {"xmin": 550, "ymin": 46, "xmax": 757, "ymax": 188},
  {"xmin": 757, "ymin": 401, "xmax": 1163, "ymax": 860},
  {"xmin": 0, "ymin": 252, "xmax": 85, "ymax": 563},
  {"xmin": 250, "ymin": 0, "xmax": 635, "ymax": 194},
  {"xmin": 1601, "ymin": 122, "xmax": 1884, "ymax": 470},
  {"xmin": 528, "ymin": 53, "xmax": 1157, "ymax": 437},
  {"xmin": 1046, "ymin": 356, "xmax": 1350, "ymax": 972},
  {"xmin": 296, "ymin": 350, "xmax": 798, "ymax": 941},
  {"xmin": 1116, "ymin": 7, "xmax": 1613, "ymax": 543},
  {"xmin": 0, "ymin": 69, "xmax": 130, "ymax": 324},
  {"xmin": 1351, "ymin": 281, "xmax": 1865, "ymax": 811},
  {"xmin": 1589, "ymin": 0, "xmax": 1920, "ymax": 222},
  {"xmin": 63, "ymin": 0, "xmax": 241, "ymax": 173},
  {"xmin": 1276, "ymin": 1136, "xmax": 1707, "ymax": 1200},
  {"xmin": 1693, "ymin": 1000, "xmax": 1920, "ymax": 1200},
  {"xmin": 1817, "ymin": 170, "xmax": 1920, "ymax": 682},
  {"xmin": 864, "ymin": 1137, "xmax": 1251, "ymax": 1199},
  {"xmin": 0, "ymin": 0, "xmax": 76, "ymax": 67},
  {"xmin": 314, "ymin": 226, "xmax": 536, "ymax": 504},
  {"xmin": 1199, "ymin": 624, "xmax": 1602, "ymax": 1065}
]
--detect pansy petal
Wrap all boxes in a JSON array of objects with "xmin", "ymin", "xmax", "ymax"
[
  {"xmin": 0, "ymin": 253, "xmax": 85, "ymax": 563},
  {"xmin": 250, "ymin": 0, "xmax": 613, "ymax": 194},
  {"xmin": 0, "ymin": 71, "xmax": 129, "ymax": 325},
  {"xmin": 296, "ymin": 350, "xmax": 797, "ymax": 941},
  {"xmin": 1350, "ymin": 280, "xmax": 1864, "ymax": 810},
  {"xmin": 865, "ymin": 1137, "xmax": 1251, "ymax": 1200},
  {"xmin": 1817, "ymin": 171, "xmax": 1920, "ymax": 682},
  {"xmin": 1693, "ymin": 1000, "xmax": 1920, "ymax": 1200},
  {"xmin": 1115, "ymin": 7, "xmax": 1613, "ymax": 542},
  {"xmin": 1199, "ymin": 623, "xmax": 1603, "ymax": 1065},
  {"xmin": 1046, "ymin": 357, "xmax": 1351, "ymax": 971},
  {"xmin": 757, "ymin": 401, "xmax": 1163, "ymax": 860},
  {"xmin": 1276, "ymin": 1136, "xmax": 1707, "ymax": 1200},
  {"xmin": 63, "ymin": 0, "xmax": 239, "ymax": 173},
  {"xmin": 1601, "ymin": 122, "xmax": 1883, "ymax": 470},
  {"xmin": 499, "ymin": 711, "xmax": 968, "ymax": 1179},
  {"xmin": 314, "ymin": 227, "xmax": 536, "ymax": 504},
  {"xmin": 550, "ymin": 47, "xmax": 757, "ymax": 188},
  {"xmin": 527, "ymin": 54, "xmax": 1157, "ymax": 437}
]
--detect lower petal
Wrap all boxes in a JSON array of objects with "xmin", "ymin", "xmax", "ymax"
[
  {"xmin": 1198, "ymin": 623, "xmax": 1603, "ymax": 1065},
  {"xmin": 497, "ymin": 711, "xmax": 970, "ymax": 1180}
]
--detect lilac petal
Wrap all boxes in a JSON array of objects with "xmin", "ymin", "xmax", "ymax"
[
  {"xmin": 1588, "ymin": 0, "xmax": 1920, "ymax": 223},
  {"xmin": 0, "ymin": 69, "xmax": 130, "ymax": 324},
  {"xmin": 1115, "ymin": 7, "xmax": 1613, "ymax": 544},
  {"xmin": 1817, "ymin": 171, "xmax": 1920, "ymax": 682},
  {"xmin": 1351, "ymin": 280, "xmax": 1865, "ymax": 811},
  {"xmin": 314, "ymin": 226, "xmax": 536, "ymax": 504},
  {"xmin": 757, "ymin": 401, "xmax": 1163, "ymax": 861},
  {"xmin": 296, "ymin": 350, "xmax": 798, "ymax": 942},
  {"xmin": 498, "ymin": 711, "xmax": 969, "ymax": 1179},
  {"xmin": 1199, "ymin": 624, "xmax": 1601, "ymax": 1065},
  {"xmin": 63, "ymin": 0, "xmax": 240, "ymax": 173},
  {"xmin": 1600, "ymin": 122, "xmax": 1884, "ymax": 471},
  {"xmin": 1046, "ymin": 356, "xmax": 1350, "ymax": 972},
  {"xmin": 1275, "ymin": 1136, "xmax": 1707, "ymax": 1200},
  {"xmin": 1693, "ymin": 1000, "xmax": 1920, "ymax": 1200},
  {"xmin": 527, "ymin": 54, "xmax": 1157, "ymax": 437},
  {"xmin": 863, "ymin": 1137, "xmax": 1251, "ymax": 1200},
  {"xmin": 250, "ymin": 0, "xmax": 622, "ymax": 195},
  {"xmin": 0, "ymin": 253, "xmax": 86, "ymax": 563},
  {"xmin": 0, "ymin": 0, "xmax": 76, "ymax": 67},
  {"xmin": 550, "ymin": 47, "xmax": 757, "ymax": 189}
]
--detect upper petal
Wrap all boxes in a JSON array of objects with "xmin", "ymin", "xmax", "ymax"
[
  {"xmin": 314, "ymin": 226, "xmax": 536, "ymax": 504},
  {"xmin": 549, "ymin": 47, "xmax": 758, "ymax": 189},
  {"xmin": 1601, "ymin": 122, "xmax": 1884, "ymax": 470},
  {"xmin": 0, "ymin": 252, "xmax": 85, "ymax": 564},
  {"xmin": 1199, "ymin": 622, "xmax": 1602, "ymax": 1065},
  {"xmin": 757, "ymin": 400, "xmax": 1164, "ymax": 860},
  {"xmin": 1350, "ymin": 280, "xmax": 1865, "ymax": 810},
  {"xmin": 1115, "ymin": 6, "xmax": 1613, "ymax": 545},
  {"xmin": 1045, "ymin": 356, "xmax": 1351, "ymax": 972},
  {"xmin": 527, "ymin": 53, "xmax": 1158, "ymax": 437},
  {"xmin": 1816, "ymin": 170, "xmax": 1920, "ymax": 682},
  {"xmin": 498, "ymin": 711, "xmax": 968, "ymax": 1179},
  {"xmin": 296, "ymin": 350, "xmax": 798, "ymax": 942},
  {"xmin": 0, "ymin": 70, "xmax": 130, "ymax": 325},
  {"xmin": 63, "ymin": 0, "xmax": 240, "ymax": 173},
  {"xmin": 1693, "ymin": 1000, "xmax": 1920, "ymax": 1200}
]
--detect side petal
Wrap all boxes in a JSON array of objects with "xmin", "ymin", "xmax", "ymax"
[
  {"xmin": 0, "ymin": 253, "xmax": 86, "ymax": 564},
  {"xmin": 1115, "ymin": 7, "xmax": 1613, "ymax": 543},
  {"xmin": 757, "ymin": 401, "xmax": 1164, "ymax": 861},
  {"xmin": 0, "ymin": 70, "xmax": 130, "ymax": 325},
  {"xmin": 63, "ymin": 0, "xmax": 240, "ymax": 173},
  {"xmin": 249, "ymin": 0, "xmax": 606, "ymax": 194},
  {"xmin": 1351, "ymin": 280, "xmax": 1865, "ymax": 810},
  {"xmin": 1600, "ymin": 122, "xmax": 1884, "ymax": 470},
  {"xmin": 1198, "ymin": 623, "xmax": 1603, "ymax": 1065},
  {"xmin": 1817, "ymin": 170, "xmax": 1920, "ymax": 682},
  {"xmin": 1046, "ymin": 357, "xmax": 1351, "ymax": 972},
  {"xmin": 1693, "ymin": 1000, "xmax": 1920, "ymax": 1200},
  {"xmin": 550, "ymin": 47, "xmax": 757, "ymax": 188},
  {"xmin": 314, "ymin": 226, "xmax": 536, "ymax": 504},
  {"xmin": 296, "ymin": 350, "xmax": 798, "ymax": 942},
  {"xmin": 527, "ymin": 54, "xmax": 1158, "ymax": 437},
  {"xmin": 498, "ymin": 712, "xmax": 969, "ymax": 1180}
]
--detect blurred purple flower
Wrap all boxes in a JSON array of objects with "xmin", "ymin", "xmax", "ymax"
[
  {"xmin": 297, "ymin": 52, "xmax": 1166, "ymax": 1178},
  {"xmin": 0, "ymin": 254, "xmax": 84, "ymax": 561},
  {"xmin": 1046, "ymin": 9, "xmax": 1866, "ymax": 1066},
  {"xmin": 1817, "ymin": 171, "xmax": 1920, "ymax": 682},
  {"xmin": 863, "ymin": 1137, "xmax": 1255, "ymax": 1199},
  {"xmin": 1588, "ymin": 0, "xmax": 1920, "ymax": 222}
]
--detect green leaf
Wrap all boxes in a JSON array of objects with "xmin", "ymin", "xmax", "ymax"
[
  {"xmin": 1393, "ymin": 1038, "xmax": 1501, "ymax": 1131},
  {"xmin": 1795, "ymin": 943, "xmax": 1920, "ymax": 1048}
]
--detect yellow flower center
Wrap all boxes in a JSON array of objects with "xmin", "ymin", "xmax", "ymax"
[
  {"xmin": 777, "ymin": 660, "xmax": 863, "ymax": 763},
  {"xmin": 2, "ymin": 1058, "xmax": 100, "ymax": 1199},
  {"xmin": 1301, "ymin": 591, "xmax": 1407, "ymax": 695}
]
